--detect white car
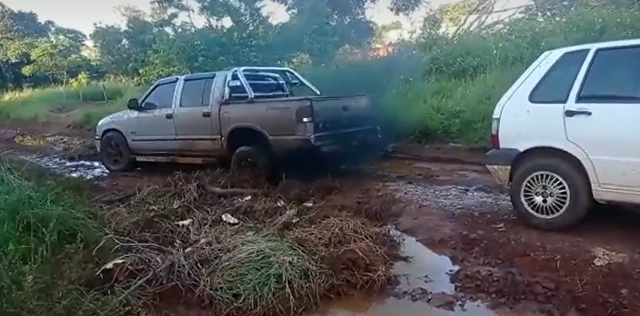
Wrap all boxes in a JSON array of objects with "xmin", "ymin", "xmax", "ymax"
[{"xmin": 486, "ymin": 38, "xmax": 640, "ymax": 230}]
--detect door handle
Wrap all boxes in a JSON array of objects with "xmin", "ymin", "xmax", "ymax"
[
  {"xmin": 165, "ymin": 113, "xmax": 173, "ymax": 119},
  {"xmin": 564, "ymin": 109, "xmax": 592, "ymax": 117},
  {"xmin": 202, "ymin": 111, "xmax": 211, "ymax": 117}
]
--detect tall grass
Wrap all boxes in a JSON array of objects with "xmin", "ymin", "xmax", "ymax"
[
  {"xmin": 0, "ymin": 82, "xmax": 139, "ymax": 125},
  {"xmin": 0, "ymin": 163, "xmax": 117, "ymax": 316}
]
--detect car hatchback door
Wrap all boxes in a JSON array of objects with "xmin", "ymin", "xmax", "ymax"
[{"xmin": 564, "ymin": 44, "xmax": 640, "ymax": 192}]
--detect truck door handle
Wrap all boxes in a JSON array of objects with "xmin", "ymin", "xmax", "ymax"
[
  {"xmin": 202, "ymin": 111, "xmax": 211, "ymax": 117},
  {"xmin": 564, "ymin": 109, "xmax": 592, "ymax": 117},
  {"xmin": 165, "ymin": 113, "xmax": 173, "ymax": 119}
]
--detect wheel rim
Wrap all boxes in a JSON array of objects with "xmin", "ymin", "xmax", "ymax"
[
  {"xmin": 520, "ymin": 171, "xmax": 570, "ymax": 219},
  {"xmin": 103, "ymin": 136, "xmax": 124, "ymax": 168}
]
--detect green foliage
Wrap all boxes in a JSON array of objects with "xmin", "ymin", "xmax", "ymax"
[{"xmin": 0, "ymin": 163, "xmax": 118, "ymax": 316}]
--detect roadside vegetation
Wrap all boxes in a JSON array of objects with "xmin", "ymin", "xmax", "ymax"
[
  {"xmin": 1, "ymin": 1, "xmax": 639, "ymax": 144},
  {"xmin": 0, "ymin": 158, "xmax": 400, "ymax": 316},
  {"xmin": 0, "ymin": 163, "xmax": 119, "ymax": 316}
]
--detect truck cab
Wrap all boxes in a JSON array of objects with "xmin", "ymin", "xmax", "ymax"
[{"xmin": 95, "ymin": 66, "xmax": 381, "ymax": 176}]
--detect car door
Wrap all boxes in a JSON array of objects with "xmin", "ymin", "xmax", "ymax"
[
  {"xmin": 564, "ymin": 44, "xmax": 640, "ymax": 192},
  {"xmin": 130, "ymin": 80, "xmax": 178, "ymax": 154},
  {"xmin": 173, "ymin": 74, "xmax": 223, "ymax": 155}
]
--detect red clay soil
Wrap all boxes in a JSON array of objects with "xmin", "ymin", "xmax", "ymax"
[{"xmin": 396, "ymin": 179, "xmax": 640, "ymax": 315}]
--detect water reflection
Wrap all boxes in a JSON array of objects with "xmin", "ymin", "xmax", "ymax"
[{"xmin": 310, "ymin": 233, "xmax": 496, "ymax": 316}]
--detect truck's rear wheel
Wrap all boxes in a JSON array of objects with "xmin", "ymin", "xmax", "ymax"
[
  {"xmin": 510, "ymin": 156, "xmax": 592, "ymax": 230},
  {"xmin": 230, "ymin": 146, "xmax": 277, "ymax": 181},
  {"xmin": 100, "ymin": 131, "xmax": 135, "ymax": 172}
]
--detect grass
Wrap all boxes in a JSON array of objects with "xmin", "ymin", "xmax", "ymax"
[
  {"xmin": 0, "ymin": 161, "xmax": 119, "ymax": 316},
  {"xmin": 211, "ymin": 234, "xmax": 322, "ymax": 316},
  {"xmin": 0, "ymin": 82, "xmax": 139, "ymax": 128}
]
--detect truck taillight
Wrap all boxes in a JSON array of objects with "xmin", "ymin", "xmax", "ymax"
[
  {"xmin": 490, "ymin": 118, "xmax": 500, "ymax": 149},
  {"xmin": 295, "ymin": 105, "xmax": 313, "ymax": 123}
]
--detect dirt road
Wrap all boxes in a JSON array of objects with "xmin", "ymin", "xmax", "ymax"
[{"xmin": 2, "ymin": 121, "xmax": 640, "ymax": 316}]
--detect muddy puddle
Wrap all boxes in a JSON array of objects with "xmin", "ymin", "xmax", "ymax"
[
  {"xmin": 310, "ymin": 233, "xmax": 496, "ymax": 316},
  {"xmin": 21, "ymin": 154, "xmax": 108, "ymax": 179}
]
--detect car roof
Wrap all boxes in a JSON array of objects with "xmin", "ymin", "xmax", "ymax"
[{"xmin": 551, "ymin": 38, "xmax": 640, "ymax": 54}]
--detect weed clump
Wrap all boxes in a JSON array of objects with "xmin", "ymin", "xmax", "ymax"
[{"xmin": 95, "ymin": 170, "xmax": 400, "ymax": 316}]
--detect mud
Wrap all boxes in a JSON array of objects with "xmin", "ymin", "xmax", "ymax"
[
  {"xmin": 21, "ymin": 154, "xmax": 108, "ymax": 179},
  {"xmin": 3, "ymin": 120, "xmax": 640, "ymax": 316},
  {"xmin": 309, "ymin": 233, "xmax": 498, "ymax": 316}
]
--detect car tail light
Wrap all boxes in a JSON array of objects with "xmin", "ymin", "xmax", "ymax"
[
  {"xmin": 295, "ymin": 104, "xmax": 313, "ymax": 123},
  {"xmin": 490, "ymin": 118, "xmax": 500, "ymax": 149}
]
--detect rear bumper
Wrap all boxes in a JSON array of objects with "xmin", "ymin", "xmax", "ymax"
[
  {"xmin": 270, "ymin": 126, "xmax": 382, "ymax": 156},
  {"xmin": 312, "ymin": 126, "xmax": 382, "ymax": 154},
  {"xmin": 485, "ymin": 148, "xmax": 520, "ymax": 187}
]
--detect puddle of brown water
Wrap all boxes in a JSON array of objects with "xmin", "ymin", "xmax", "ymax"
[{"xmin": 310, "ymin": 233, "xmax": 496, "ymax": 316}]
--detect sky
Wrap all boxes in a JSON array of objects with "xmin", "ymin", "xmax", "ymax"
[{"xmin": 1, "ymin": 0, "xmax": 430, "ymax": 34}]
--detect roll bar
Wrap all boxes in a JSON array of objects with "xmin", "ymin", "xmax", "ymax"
[{"xmin": 223, "ymin": 66, "xmax": 321, "ymax": 100}]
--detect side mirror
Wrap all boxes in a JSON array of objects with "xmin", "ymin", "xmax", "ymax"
[
  {"xmin": 228, "ymin": 80, "xmax": 242, "ymax": 87},
  {"xmin": 127, "ymin": 98, "xmax": 140, "ymax": 111}
]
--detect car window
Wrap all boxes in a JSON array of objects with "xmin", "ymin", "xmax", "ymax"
[
  {"xmin": 577, "ymin": 46, "xmax": 640, "ymax": 103},
  {"xmin": 180, "ymin": 78, "xmax": 214, "ymax": 107},
  {"xmin": 529, "ymin": 49, "xmax": 589, "ymax": 104},
  {"xmin": 143, "ymin": 82, "xmax": 177, "ymax": 109}
]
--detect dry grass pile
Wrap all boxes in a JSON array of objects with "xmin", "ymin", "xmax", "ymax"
[{"xmin": 92, "ymin": 170, "xmax": 401, "ymax": 316}]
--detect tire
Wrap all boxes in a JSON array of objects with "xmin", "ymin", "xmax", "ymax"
[
  {"xmin": 230, "ymin": 146, "xmax": 277, "ymax": 180},
  {"xmin": 510, "ymin": 156, "xmax": 592, "ymax": 231},
  {"xmin": 100, "ymin": 131, "xmax": 136, "ymax": 172}
]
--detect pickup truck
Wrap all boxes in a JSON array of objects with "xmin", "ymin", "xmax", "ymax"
[{"xmin": 95, "ymin": 66, "xmax": 382, "ymax": 177}]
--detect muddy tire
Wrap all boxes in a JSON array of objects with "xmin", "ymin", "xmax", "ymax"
[
  {"xmin": 510, "ymin": 156, "xmax": 592, "ymax": 231},
  {"xmin": 230, "ymin": 146, "xmax": 276, "ymax": 180},
  {"xmin": 100, "ymin": 131, "xmax": 135, "ymax": 172}
]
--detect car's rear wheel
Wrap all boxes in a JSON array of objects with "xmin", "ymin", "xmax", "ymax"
[
  {"xmin": 230, "ymin": 145, "xmax": 277, "ymax": 181},
  {"xmin": 100, "ymin": 131, "xmax": 135, "ymax": 172},
  {"xmin": 510, "ymin": 156, "xmax": 592, "ymax": 230}
]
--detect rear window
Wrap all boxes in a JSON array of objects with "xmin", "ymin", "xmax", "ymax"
[
  {"xmin": 180, "ymin": 78, "xmax": 214, "ymax": 107},
  {"xmin": 529, "ymin": 49, "xmax": 589, "ymax": 104},
  {"xmin": 577, "ymin": 45, "xmax": 640, "ymax": 103}
]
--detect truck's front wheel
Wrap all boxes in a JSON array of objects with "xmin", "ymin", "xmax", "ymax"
[
  {"xmin": 230, "ymin": 146, "xmax": 277, "ymax": 181},
  {"xmin": 100, "ymin": 131, "xmax": 135, "ymax": 172}
]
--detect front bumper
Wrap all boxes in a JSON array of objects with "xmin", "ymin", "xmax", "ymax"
[{"xmin": 485, "ymin": 148, "xmax": 520, "ymax": 187}]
